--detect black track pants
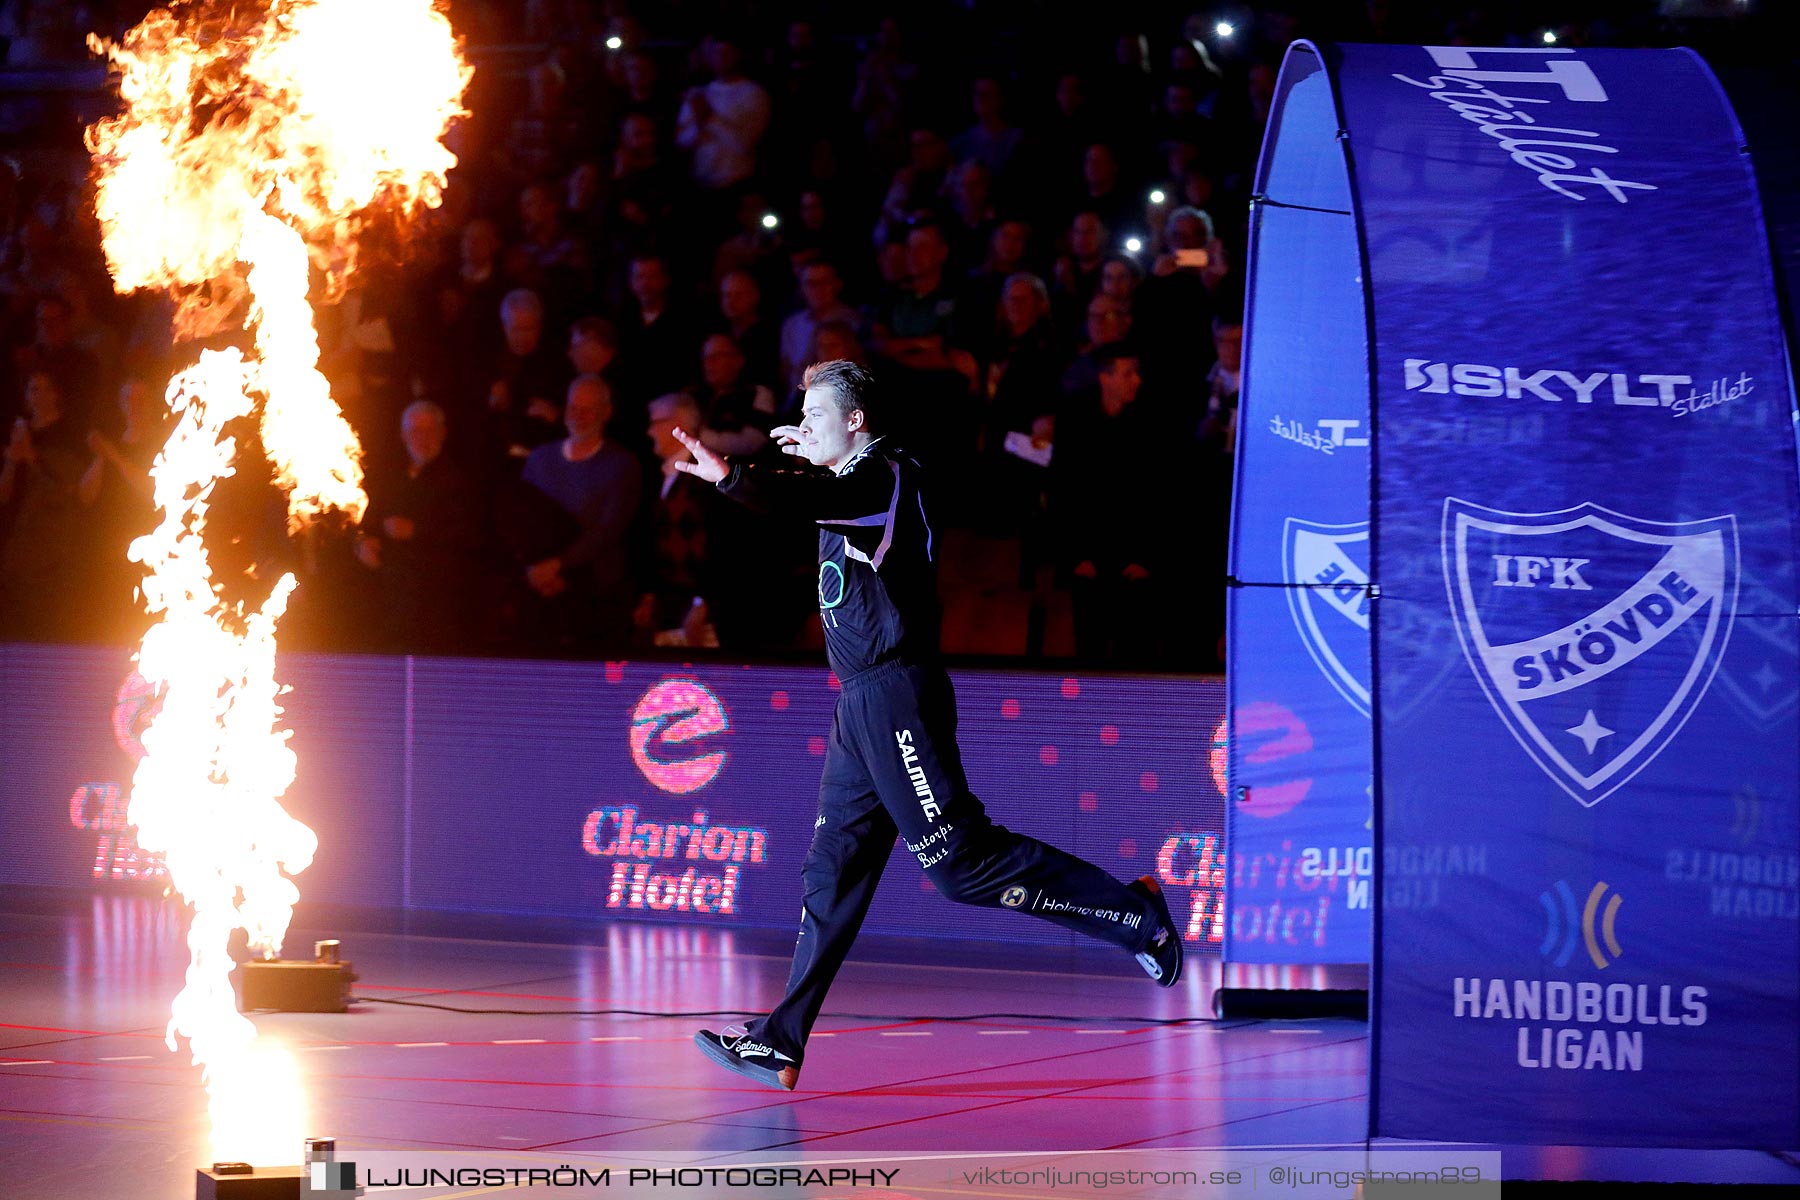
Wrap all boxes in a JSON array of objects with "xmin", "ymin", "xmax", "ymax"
[{"xmin": 747, "ymin": 660, "xmax": 1157, "ymax": 1062}]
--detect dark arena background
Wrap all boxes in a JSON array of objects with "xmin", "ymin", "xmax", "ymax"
[{"xmin": 2, "ymin": 2, "xmax": 1798, "ymax": 1198}]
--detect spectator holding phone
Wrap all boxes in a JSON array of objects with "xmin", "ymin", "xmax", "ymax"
[{"xmin": 1138, "ymin": 205, "xmax": 1221, "ymax": 383}]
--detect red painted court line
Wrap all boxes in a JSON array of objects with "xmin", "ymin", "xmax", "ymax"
[
  {"xmin": 720, "ymin": 1035, "xmax": 1251, "ymax": 1150},
  {"xmin": 197, "ymin": 1044, "xmax": 1146, "ymax": 1100},
  {"xmin": 1, "ymin": 1055, "xmax": 1332, "ymax": 1105},
  {"xmin": 322, "ymin": 1071, "xmax": 820, "ymax": 1096},
  {"xmin": 732, "ymin": 1023, "xmax": 1219, "ymax": 1141},
  {"xmin": 0, "ymin": 1022, "xmax": 163, "ymax": 1039},
  {"xmin": 330, "ymin": 1039, "xmax": 632, "ymax": 1048},
  {"xmin": 321, "ymin": 1018, "xmax": 932, "ymax": 1048},
  {"xmin": 361, "ymin": 988, "xmax": 1096, "ymax": 1033},
  {"xmin": 0, "ymin": 1017, "xmax": 931, "ymax": 1053},
  {"xmin": 0, "ymin": 1015, "xmax": 1204, "ymax": 1060},
  {"xmin": 5, "ymin": 1051, "xmax": 1338, "ymax": 1102},
  {"xmin": 0, "ymin": 1058, "xmax": 186, "ymax": 1075},
  {"xmin": 0, "ymin": 1105, "xmax": 166, "ymax": 1123},
  {"xmin": 813, "ymin": 1019, "xmax": 933, "ymax": 1034},
  {"xmin": 359, "ymin": 983, "xmax": 589, "ymax": 1002},
  {"xmin": 1103, "ymin": 1092, "xmax": 1366, "ymax": 1151},
  {"xmin": 0, "ymin": 958, "xmax": 182, "ymax": 974},
  {"xmin": 0, "ymin": 970, "xmax": 599, "ymax": 999}
]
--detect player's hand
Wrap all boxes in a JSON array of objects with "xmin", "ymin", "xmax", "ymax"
[
  {"xmin": 681, "ymin": 598, "xmax": 711, "ymax": 645},
  {"xmin": 1122, "ymin": 562, "xmax": 1151, "ymax": 582},
  {"xmin": 769, "ymin": 425, "xmax": 808, "ymax": 457},
  {"xmin": 948, "ymin": 348, "xmax": 978, "ymax": 391},
  {"xmin": 5, "ymin": 420, "xmax": 33, "ymax": 465},
  {"xmin": 670, "ymin": 427, "xmax": 729, "ymax": 483},
  {"xmin": 1073, "ymin": 560, "xmax": 1098, "ymax": 579},
  {"xmin": 526, "ymin": 557, "xmax": 563, "ymax": 596},
  {"xmin": 383, "ymin": 516, "xmax": 415, "ymax": 541}
]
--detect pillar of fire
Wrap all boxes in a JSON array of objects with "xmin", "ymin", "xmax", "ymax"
[{"xmin": 84, "ymin": 0, "xmax": 470, "ymax": 1162}]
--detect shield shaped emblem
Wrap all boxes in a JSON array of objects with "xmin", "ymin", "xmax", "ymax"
[
  {"xmin": 1442, "ymin": 499, "xmax": 1739, "ymax": 808},
  {"xmin": 1284, "ymin": 518, "xmax": 1372, "ymax": 716}
]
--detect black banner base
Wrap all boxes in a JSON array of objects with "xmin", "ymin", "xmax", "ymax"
[
  {"xmin": 195, "ymin": 1165, "xmax": 300, "ymax": 1200},
  {"xmin": 237, "ymin": 959, "xmax": 356, "ymax": 1013},
  {"xmin": 1213, "ymin": 986, "xmax": 1368, "ymax": 1019}
]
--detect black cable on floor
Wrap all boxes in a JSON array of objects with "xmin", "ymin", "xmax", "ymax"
[{"xmin": 359, "ymin": 996, "xmax": 1231, "ymax": 1026}]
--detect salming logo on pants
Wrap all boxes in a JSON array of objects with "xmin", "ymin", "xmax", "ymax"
[
  {"xmin": 893, "ymin": 729, "xmax": 943, "ymax": 820},
  {"xmin": 744, "ymin": 659, "xmax": 1159, "ymax": 1063}
]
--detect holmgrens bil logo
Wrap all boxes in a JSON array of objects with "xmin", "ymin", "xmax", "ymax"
[
  {"xmin": 1283, "ymin": 519, "xmax": 1371, "ymax": 715},
  {"xmin": 629, "ymin": 678, "xmax": 730, "ymax": 794},
  {"xmin": 1443, "ymin": 499, "xmax": 1738, "ymax": 807}
]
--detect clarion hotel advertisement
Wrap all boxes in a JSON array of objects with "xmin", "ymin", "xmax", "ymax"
[{"xmin": 0, "ymin": 648, "xmax": 1230, "ymax": 955}]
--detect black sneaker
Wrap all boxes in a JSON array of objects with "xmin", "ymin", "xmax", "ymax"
[
  {"xmin": 693, "ymin": 1026, "xmax": 800, "ymax": 1090},
  {"xmin": 1128, "ymin": 875, "xmax": 1183, "ymax": 987}
]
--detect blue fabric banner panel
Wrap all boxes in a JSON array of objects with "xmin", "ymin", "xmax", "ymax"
[
  {"xmin": 1335, "ymin": 42, "xmax": 1800, "ymax": 1147},
  {"xmin": 1228, "ymin": 584, "xmax": 1373, "ymax": 961},
  {"xmin": 1227, "ymin": 43, "xmax": 1373, "ymax": 964}
]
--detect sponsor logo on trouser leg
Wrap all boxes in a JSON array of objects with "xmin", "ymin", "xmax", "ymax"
[
  {"xmin": 1030, "ymin": 894, "xmax": 1143, "ymax": 929},
  {"xmin": 894, "ymin": 729, "xmax": 943, "ymax": 820}
]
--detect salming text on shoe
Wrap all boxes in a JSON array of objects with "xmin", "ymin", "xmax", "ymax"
[
  {"xmin": 694, "ymin": 1027, "xmax": 800, "ymax": 1090},
  {"xmin": 1128, "ymin": 875, "xmax": 1183, "ymax": 987}
]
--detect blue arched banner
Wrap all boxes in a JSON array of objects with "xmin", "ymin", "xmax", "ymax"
[
  {"xmin": 1233, "ymin": 41, "xmax": 1800, "ymax": 1147},
  {"xmin": 1228, "ymin": 47, "xmax": 1374, "ymax": 965}
]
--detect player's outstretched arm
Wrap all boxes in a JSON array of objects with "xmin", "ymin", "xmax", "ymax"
[
  {"xmin": 720, "ymin": 456, "xmax": 898, "ymax": 526},
  {"xmin": 680, "ymin": 424, "xmax": 896, "ymax": 525},
  {"xmin": 671, "ymin": 428, "xmax": 729, "ymax": 483}
]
